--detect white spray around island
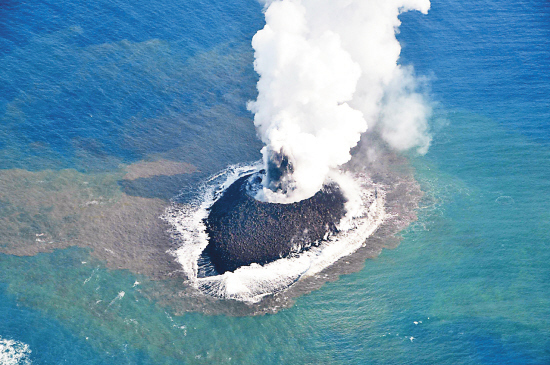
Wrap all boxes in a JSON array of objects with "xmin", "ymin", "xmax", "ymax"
[{"xmin": 248, "ymin": 0, "xmax": 432, "ymax": 203}]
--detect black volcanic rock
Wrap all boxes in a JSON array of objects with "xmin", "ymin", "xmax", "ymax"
[{"xmin": 202, "ymin": 173, "xmax": 347, "ymax": 275}]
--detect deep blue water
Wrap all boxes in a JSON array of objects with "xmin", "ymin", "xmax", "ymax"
[
  {"xmin": 0, "ymin": 0, "xmax": 263, "ymax": 173},
  {"xmin": 1, "ymin": 0, "xmax": 549, "ymax": 364}
]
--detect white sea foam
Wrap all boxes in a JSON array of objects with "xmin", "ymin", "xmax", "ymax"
[
  {"xmin": 105, "ymin": 291, "xmax": 125, "ymax": 310},
  {"xmin": 164, "ymin": 163, "xmax": 386, "ymax": 303},
  {"xmin": 0, "ymin": 337, "xmax": 32, "ymax": 365}
]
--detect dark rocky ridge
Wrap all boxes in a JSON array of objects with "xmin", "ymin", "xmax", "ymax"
[{"xmin": 202, "ymin": 173, "xmax": 347, "ymax": 275}]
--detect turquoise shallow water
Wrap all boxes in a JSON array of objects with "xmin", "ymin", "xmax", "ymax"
[{"xmin": 1, "ymin": 0, "xmax": 549, "ymax": 364}]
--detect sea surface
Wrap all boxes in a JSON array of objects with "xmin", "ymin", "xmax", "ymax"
[{"xmin": 1, "ymin": 0, "xmax": 549, "ymax": 364}]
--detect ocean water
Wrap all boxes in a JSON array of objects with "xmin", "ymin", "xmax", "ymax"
[{"xmin": 1, "ymin": 0, "xmax": 549, "ymax": 364}]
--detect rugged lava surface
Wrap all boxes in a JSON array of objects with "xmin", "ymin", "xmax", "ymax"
[{"xmin": 202, "ymin": 173, "xmax": 347, "ymax": 274}]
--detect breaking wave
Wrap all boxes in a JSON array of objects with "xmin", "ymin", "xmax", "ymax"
[
  {"xmin": 163, "ymin": 163, "xmax": 387, "ymax": 303},
  {"xmin": 0, "ymin": 337, "xmax": 32, "ymax": 365}
]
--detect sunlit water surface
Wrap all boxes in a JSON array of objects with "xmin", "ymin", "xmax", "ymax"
[{"xmin": 0, "ymin": 0, "xmax": 549, "ymax": 363}]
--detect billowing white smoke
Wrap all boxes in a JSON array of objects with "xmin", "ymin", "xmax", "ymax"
[{"xmin": 248, "ymin": 0, "xmax": 432, "ymax": 203}]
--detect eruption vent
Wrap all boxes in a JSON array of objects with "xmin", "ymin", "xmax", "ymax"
[{"xmin": 248, "ymin": 0, "xmax": 432, "ymax": 203}]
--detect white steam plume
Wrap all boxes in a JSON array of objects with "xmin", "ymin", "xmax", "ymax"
[{"xmin": 248, "ymin": 0, "xmax": 432, "ymax": 203}]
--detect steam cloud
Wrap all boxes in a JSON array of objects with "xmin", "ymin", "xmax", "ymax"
[{"xmin": 248, "ymin": 0, "xmax": 432, "ymax": 203}]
